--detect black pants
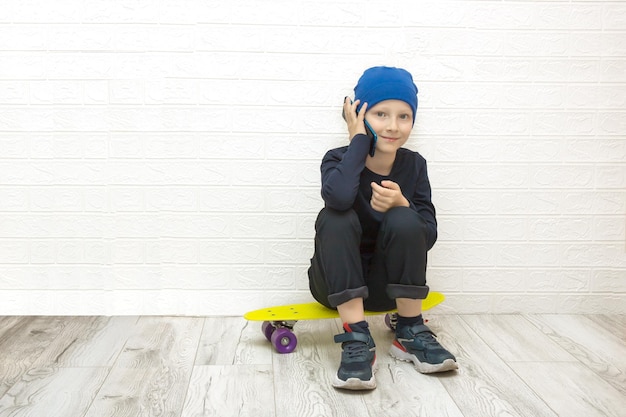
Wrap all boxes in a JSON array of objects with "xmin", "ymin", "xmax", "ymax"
[{"xmin": 308, "ymin": 207, "xmax": 430, "ymax": 312}]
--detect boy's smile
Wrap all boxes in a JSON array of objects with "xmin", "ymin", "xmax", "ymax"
[{"xmin": 365, "ymin": 100, "xmax": 413, "ymax": 155}]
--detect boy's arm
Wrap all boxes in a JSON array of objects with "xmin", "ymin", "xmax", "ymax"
[{"xmin": 320, "ymin": 134, "xmax": 370, "ymax": 211}]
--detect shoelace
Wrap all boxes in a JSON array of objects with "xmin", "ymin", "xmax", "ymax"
[
  {"xmin": 342, "ymin": 341, "xmax": 370, "ymax": 361},
  {"xmin": 414, "ymin": 331, "xmax": 440, "ymax": 347}
]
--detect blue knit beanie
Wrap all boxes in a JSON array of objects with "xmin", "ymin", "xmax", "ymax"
[{"xmin": 354, "ymin": 66, "xmax": 418, "ymax": 124}]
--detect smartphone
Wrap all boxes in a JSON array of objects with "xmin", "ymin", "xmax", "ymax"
[{"xmin": 342, "ymin": 102, "xmax": 377, "ymax": 157}]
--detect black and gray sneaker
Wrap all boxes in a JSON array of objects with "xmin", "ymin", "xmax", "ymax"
[
  {"xmin": 390, "ymin": 323, "xmax": 458, "ymax": 373},
  {"xmin": 332, "ymin": 323, "xmax": 377, "ymax": 390}
]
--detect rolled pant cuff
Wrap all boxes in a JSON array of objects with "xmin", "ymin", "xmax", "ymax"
[
  {"xmin": 386, "ymin": 284, "xmax": 430, "ymax": 300},
  {"xmin": 327, "ymin": 286, "xmax": 369, "ymax": 308}
]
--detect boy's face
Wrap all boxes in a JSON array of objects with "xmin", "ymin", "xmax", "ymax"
[{"xmin": 365, "ymin": 99, "xmax": 413, "ymax": 155}]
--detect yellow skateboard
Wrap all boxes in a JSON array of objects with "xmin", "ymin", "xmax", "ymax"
[{"xmin": 244, "ymin": 291, "xmax": 445, "ymax": 353}]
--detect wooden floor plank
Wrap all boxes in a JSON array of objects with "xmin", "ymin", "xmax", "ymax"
[
  {"xmin": 52, "ymin": 316, "xmax": 140, "ymax": 367},
  {"xmin": 114, "ymin": 316, "xmax": 203, "ymax": 368},
  {"xmin": 84, "ymin": 317, "xmax": 203, "ymax": 417},
  {"xmin": 180, "ymin": 365, "xmax": 274, "ymax": 417},
  {"xmin": 0, "ymin": 317, "xmax": 67, "ymax": 397},
  {"xmin": 584, "ymin": 314, "xmax": 626, "ymax": 343},
  {"xmin": 0, "ymin": 317, "xmax": 27, "ymax": 341},
  {"xmin": 509, "ymin": 361, "xmax": 626, "ymax": 417},
  {"xmin": 29, "ymin": 317, "xmax": 104, "ymax": 367},
  {"xmin": 369, "ymin": 364, "xmax": 465, "ymax": 417},
  {"xmin": 525, "ymin": 314, "xmax": 626, "ymax": 397},
  {"xmin": 0, "ymin": 367, "xmax": 109, "ymax": 417},
  {"xmin": 272, "ymin": 319, "xmax": 371, "ymax": 417},
  {"xmin": 195, "ymin": 317, "xmax": 272, "ymax": 366},
  {"xmin": 461, "ymin": 315, "xmax": 577, "ymax": 362},
  {"xmin": 432, "ymin": 316, "xmax": 558, "ymax": 417},
  {"xmin": 365, "ymin": 316, "xmax": 465, "ymax": 417}
]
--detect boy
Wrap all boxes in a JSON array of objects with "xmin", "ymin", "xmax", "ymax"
[{"xmin": 308, "ymin": 66, "xmax": 458, "ymax": 390}]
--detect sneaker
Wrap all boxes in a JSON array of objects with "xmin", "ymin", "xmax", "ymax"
[
  {"xmin": 390, "ymin": 323, "xmax": 458, "ymax": 373},
  {"xmin": 332, "ymin": 323, "xmax": 377, "ymax": 390}
]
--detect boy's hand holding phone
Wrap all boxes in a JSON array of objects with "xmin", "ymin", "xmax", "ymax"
[
  {"xmin": 342, "ymin": 97, "xmax": 368, "ymax": 140},
  {"xmin": 342, "ymin": 97, "xmax": 377, "ymax": 156},
  {"xmin": 370, "ymin": 180, "xmax": 410, "ymax": 213}
]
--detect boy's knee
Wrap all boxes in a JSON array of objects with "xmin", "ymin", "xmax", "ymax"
[
  {"xmin": 315, "ymin": 208, "xmax": 361, "ymax": 235},
  {"xmin": 381, "ymin": 207, "xmax": 428, "ymax": 237}
]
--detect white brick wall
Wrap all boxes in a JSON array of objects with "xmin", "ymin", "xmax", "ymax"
[{"xmin": 0, "ymin": 0, "xmax": 624, "ymax": 315}]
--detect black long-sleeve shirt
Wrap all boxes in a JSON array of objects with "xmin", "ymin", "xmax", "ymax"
[{"xmin": 320, "ymin": 133, "xmax": 437, "ymax": 253}]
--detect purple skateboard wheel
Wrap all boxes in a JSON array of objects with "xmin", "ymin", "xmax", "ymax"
[
  {"xmin": 270, "ymin": 327, "xmax": 298, "ymax": 354},
  {"xmin": 262, "ymin": 321, "xmax": 276, "ymax": 341}
]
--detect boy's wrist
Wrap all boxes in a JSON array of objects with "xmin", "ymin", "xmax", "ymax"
[
  {"xmin": 348, "ymin": 133, "xmax": 372, "ymax": 155},
  {"xmin": 349, "ymin": 132, "xmax": 369, "ymax": 142}
]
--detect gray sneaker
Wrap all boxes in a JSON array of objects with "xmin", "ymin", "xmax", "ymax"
[
  {"xmin": 390, "ymin": 323, "xmax": 458, "ymax": 373},
  {"xmin": 332, "ymin": 323, "xmax": 377, "ymax": 390}
]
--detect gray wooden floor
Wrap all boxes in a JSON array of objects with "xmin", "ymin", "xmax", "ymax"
[{"xmin": 0, "ymin": 314, "xmax": 624, "ymax": 417}]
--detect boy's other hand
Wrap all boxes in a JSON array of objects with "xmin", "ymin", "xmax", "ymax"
[{"xmin": 370, "ymin": 180, "xmax": 410, "ymax": 212}]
